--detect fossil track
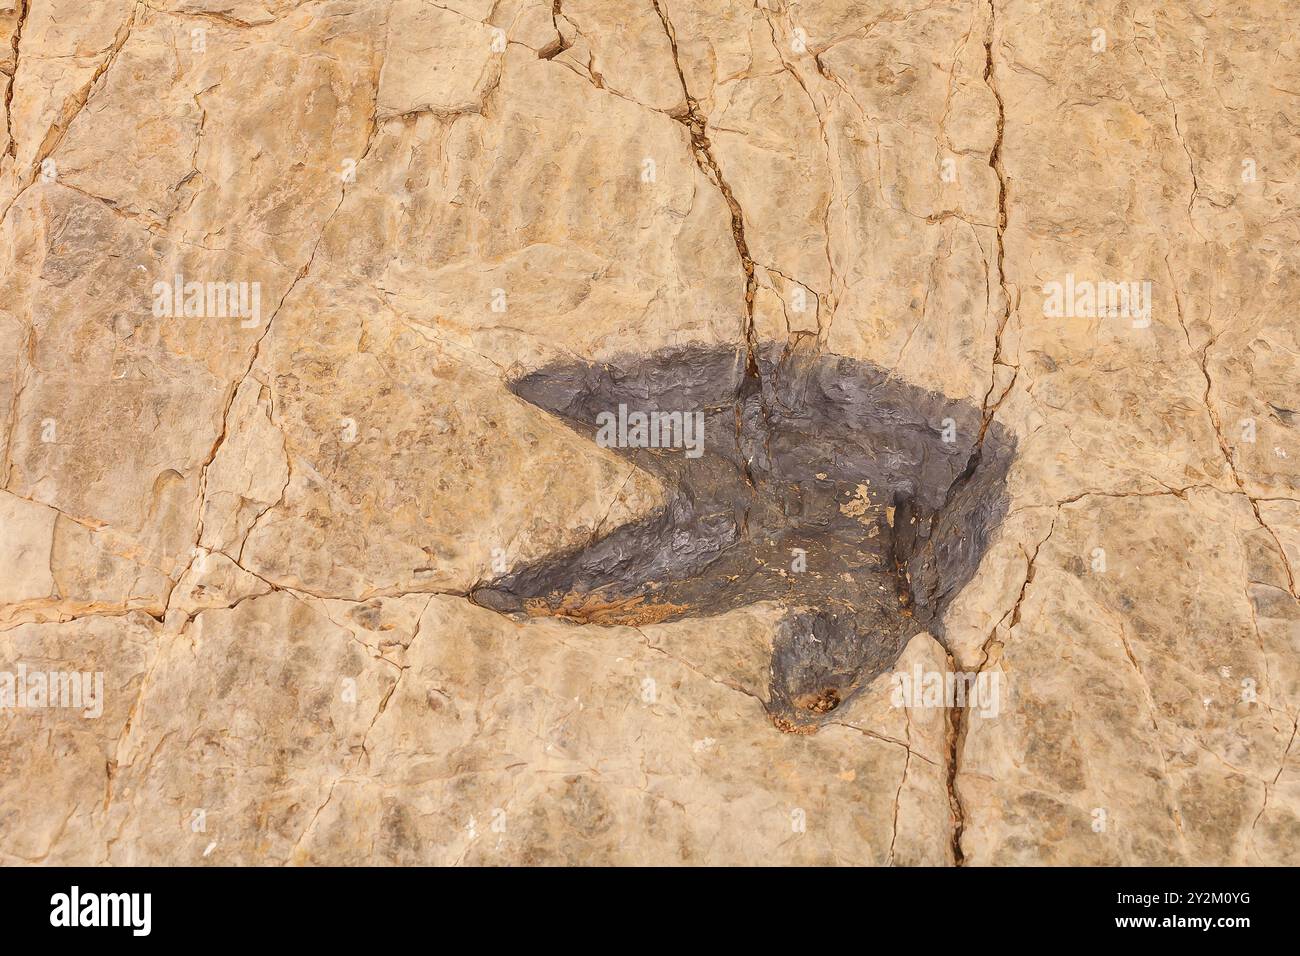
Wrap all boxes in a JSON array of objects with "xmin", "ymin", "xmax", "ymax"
[{"xmin": 472, "ymin": 342, "xmax": 1014, "ymax": 731}]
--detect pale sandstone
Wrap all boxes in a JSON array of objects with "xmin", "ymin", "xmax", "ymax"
[{"xmin": 0, "ymin": 0, "xmax": 1295, "ymax": 865}]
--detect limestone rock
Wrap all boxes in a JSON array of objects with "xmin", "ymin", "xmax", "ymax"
[{"xmin": 0, "ymin": 0, "xmax": 1296, "ymax": 866}]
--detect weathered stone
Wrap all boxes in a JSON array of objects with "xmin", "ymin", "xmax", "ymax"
[{"xmin": 0, "ymin": 0, "xmax": 1295, "ymax": 866}]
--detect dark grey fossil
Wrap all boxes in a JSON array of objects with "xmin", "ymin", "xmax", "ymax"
[{"xmin": 471, "ymin": 340, "xmax": 1014, "ymax": 731}]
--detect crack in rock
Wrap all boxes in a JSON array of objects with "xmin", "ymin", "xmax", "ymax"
[{"xmin": 472, "ymin": 342, "xmax": 1015, "ymax": 732}]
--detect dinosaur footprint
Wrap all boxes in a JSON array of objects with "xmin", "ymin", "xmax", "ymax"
[{"xmin": 472, "ymin": 342, "xmax": 1015, "ymax": 731}]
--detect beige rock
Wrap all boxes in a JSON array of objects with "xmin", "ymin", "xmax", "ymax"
[{"xmin": 0, "ymin": 0, "xmax": 1295, "ymax": 866}]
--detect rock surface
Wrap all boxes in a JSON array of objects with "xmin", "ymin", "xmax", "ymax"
[{"xmin": 0, "ymin": 0, "xmax": 1295, "ymax": 865}]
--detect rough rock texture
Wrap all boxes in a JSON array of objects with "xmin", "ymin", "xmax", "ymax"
[{"xmin": 0, "ymin": 0, "xmax": 1295, "ymax": 865}]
